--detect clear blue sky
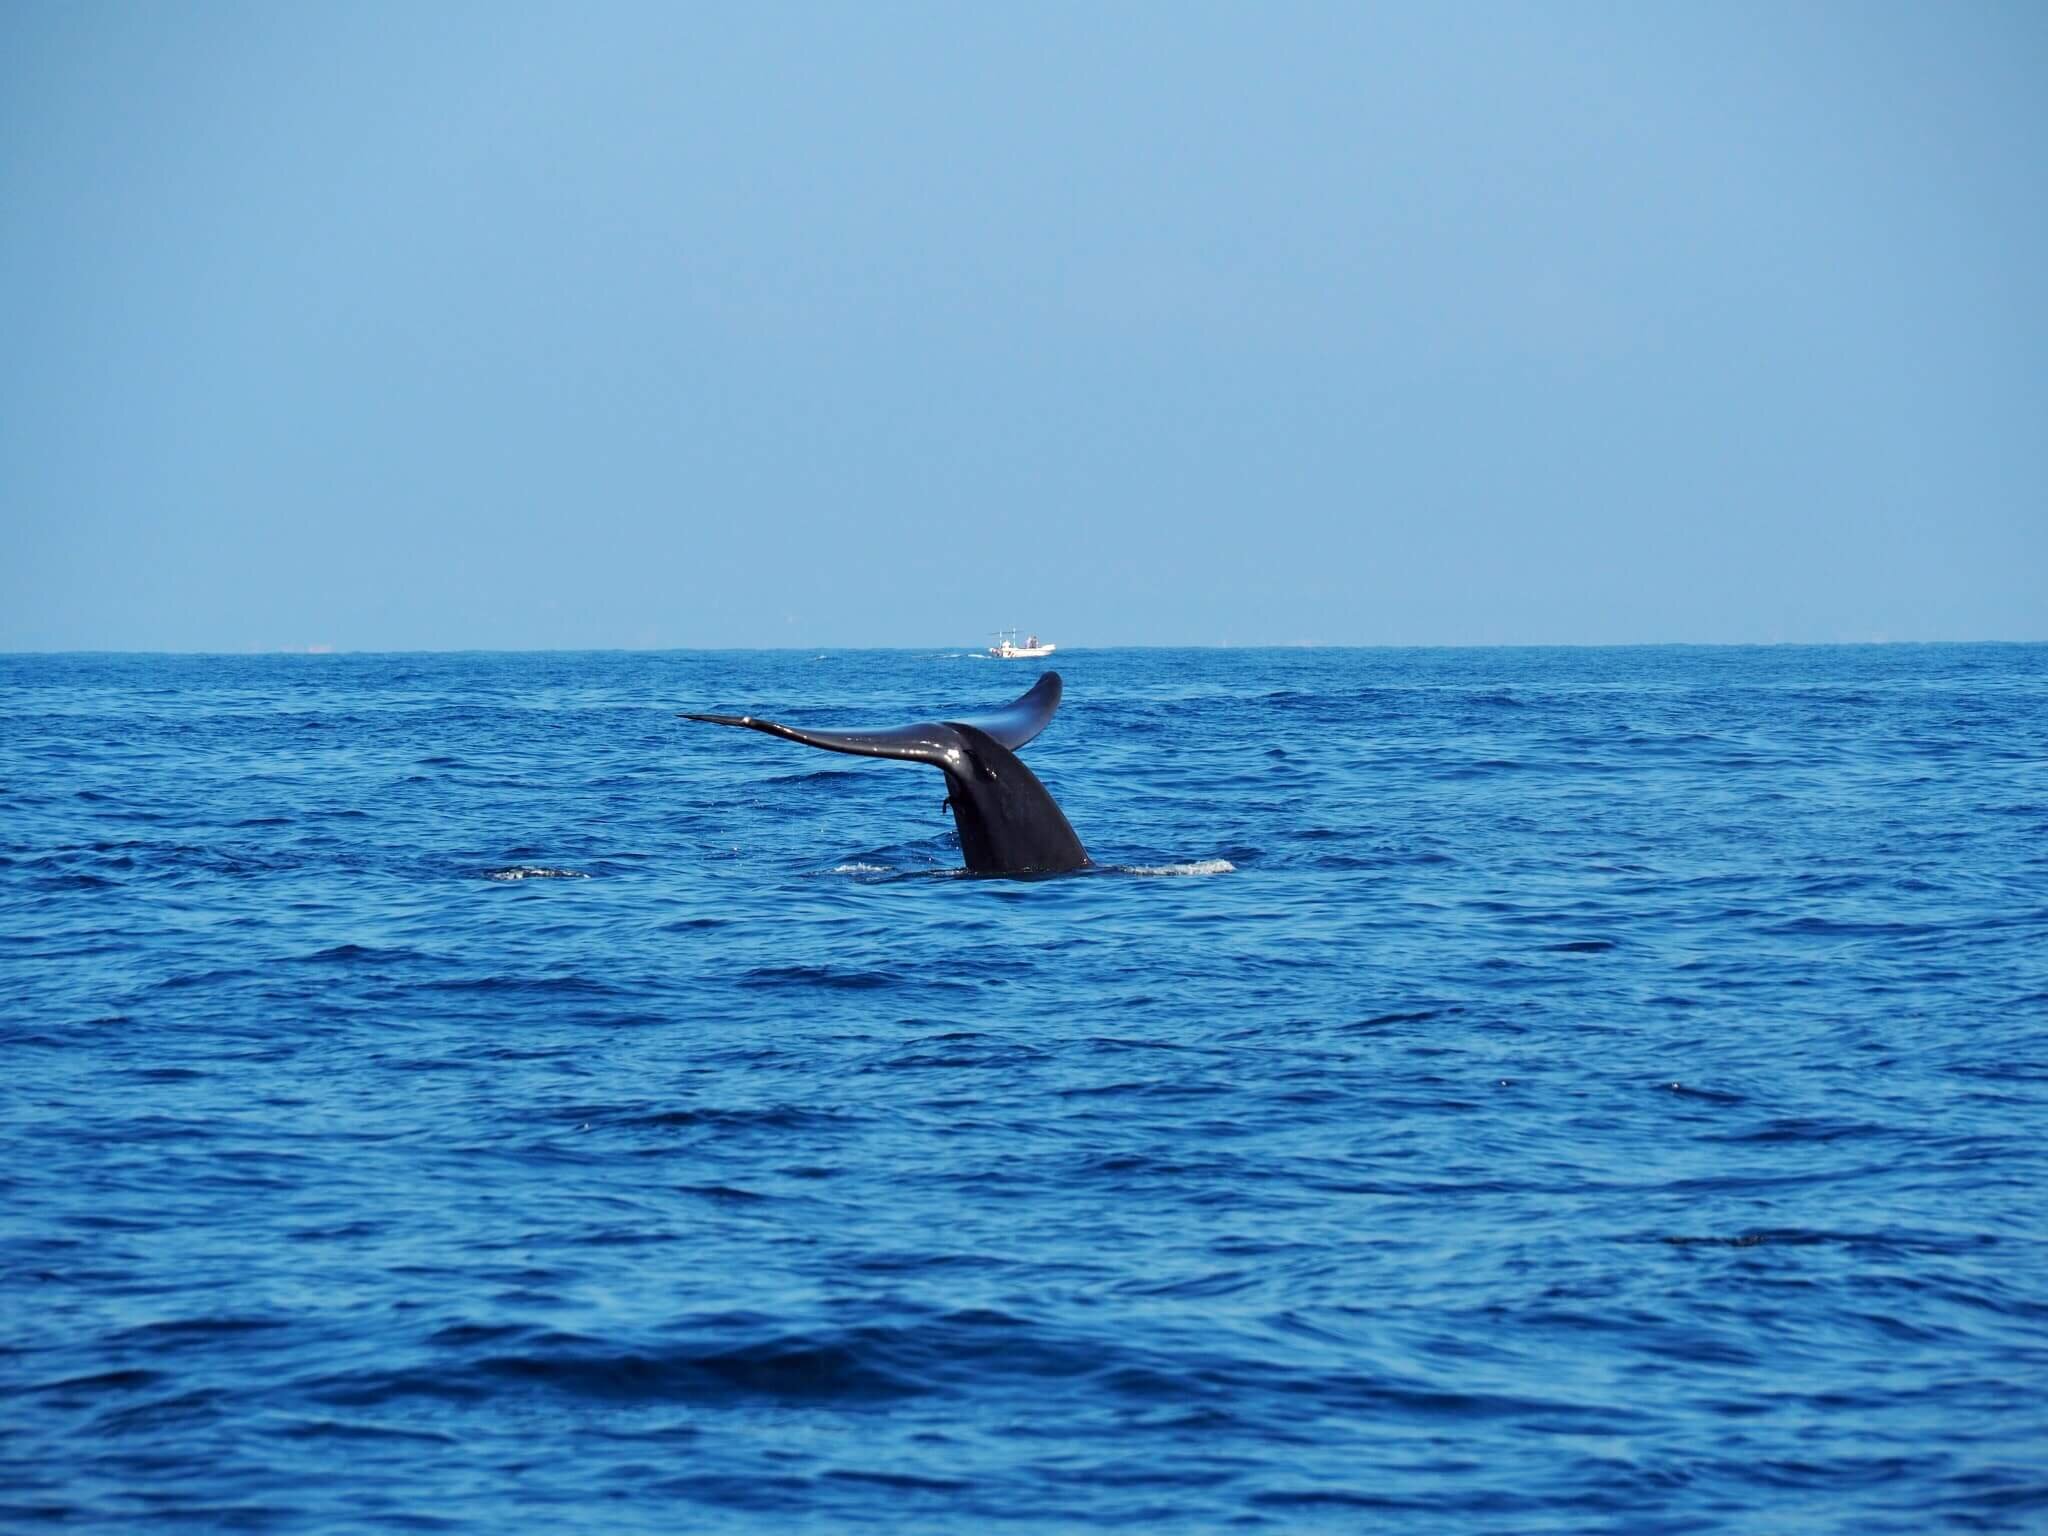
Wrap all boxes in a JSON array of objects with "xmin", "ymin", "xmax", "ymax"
[{"xmin": 3, "ymin": 2, "xmax": 2042, "ymax": 650}]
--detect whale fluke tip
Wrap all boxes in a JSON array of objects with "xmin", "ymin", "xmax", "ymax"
[{"xmin": 680, "ymin": 674, "xmax": 1087, "ymax": 875}]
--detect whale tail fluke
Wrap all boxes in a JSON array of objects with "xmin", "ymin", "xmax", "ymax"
[
  {"xmin": 682, "ymin": 671, "xmax": 1063, "ymax": 762},
  {"xmin": 682, "ymin": 672, "xmax": 1087, "ymax": 876}
]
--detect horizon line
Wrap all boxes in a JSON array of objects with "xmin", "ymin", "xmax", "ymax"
[{"xmin": 5, "ymin": 638, "xmax": 2045, "ymax": 659}]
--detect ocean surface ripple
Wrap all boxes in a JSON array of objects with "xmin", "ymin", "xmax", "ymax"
[{"xmin": 3, "ymin": 645, "xmax": 2045, "ymax": 1532}]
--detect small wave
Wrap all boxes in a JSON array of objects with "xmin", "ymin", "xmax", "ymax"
[
  {"xmin": 831, "ymin": 862, "xmax": 889, "ymax": 875},
  {"xmin": 1351, "ymin": 1007, "xmax": 1458, "ymax": 1029},
  {"xmin": 1660, "ymin": 1081, "xmax": 1746, "ymax": 1104},
  {"xmin": 484, "ymin": 866, "xmax": 590, "ymax": 881},
  {"xmin": 674, "ymin": 1183, "xmax": 770, "ymax": 1203},
  {"xmin": 587, "ymin": 1104, "xmax": 848, "ymax": 1133},
  {"xmin": 116, "ymin": 1315, "xmax": 290, "ymax": 1344},
  {"xmin": 425, "ymin": 974, "xmax": 621, "ymax": 997},
  {"xmin": 300, "ymin": 942, "xmax": 401, "ymax": 964},
  {"xmin": 275, "ymin": 1416, "xmax": 460, "ymax": 1446},
  {"xmin": 1118, "ymin": 859, "xmax": 1236, "ymax": 877},
  {"xmin": 461, "ymin": 1336, "xmax": 920, "ymax": 1406},
  {"xmin": 1652, "ymin": 1228, "xmax": 1977, "ymax": 1254},
  {"xmin": 33, "ymin": 1369, "xmax": 164, "ymax": 1396},
  {"xmin": 742, "ymin": 963, "xmax": 902, "ymax": 990}
]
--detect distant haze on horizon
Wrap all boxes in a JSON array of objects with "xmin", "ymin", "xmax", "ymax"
[{"xmin": 3, "ymin": 3, "xmax": 2043, "ymax": 652}]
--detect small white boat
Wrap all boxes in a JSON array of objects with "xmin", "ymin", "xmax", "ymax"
[{"xmin": 988, "ymin": 628, "xmax": 1056, "ymax": 660}]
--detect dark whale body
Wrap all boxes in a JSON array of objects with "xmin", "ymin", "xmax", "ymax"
[{"xmin": 683, "ymin": 672, "xmax": 1089, "ymax": 876}]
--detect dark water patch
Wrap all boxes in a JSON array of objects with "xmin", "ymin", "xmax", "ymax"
[
  {"xmin": 113, "ymin": 1316, "xmax": 292, "ymax": 1345},
  {"xmin": 422, "ymin": 973, "xmax": 627, "ymax": 998},
  {"xmin": 426, "ymin": 1320, "xmax": 534, "ymax": 1348},
  {"xmin": 1251, "ymin": 1487, "xmax": 1423, "ymax": 1511},
  {"xmin": 1081, "ymin": 1030, "xmax": 1202, "ymax": 1054},
  {"xmin": 1657, "ymin": 1081, "xmax": 1748, "ymax": 1105},
  {"xmin": 673, "ymin": 1183, "xmax": 770, "ymax": 1202},
  {"xmin": 575, "ymin": 1226, "xmax": 685, "ymax": 1246},
  {"xmin": 31, "ymin": 1368, "xmax": 166, "ymax": 1397},
  {"xmin": 270, "ymin": 1416, "xmax": 460, "ymax": 1446},
  {"xmin": 1662, "ymin": 1231, "xmax": 1822, "ymax": 1249},
  {"xmin": 1709, "ymin": 1117, "xmax": 1899, "ymax": 1144},
  {"xmin": 469, "ymin": 1336, "xmax": 921, "ymax": 1405},
  {"xmin": 567, "ymin": 1103, "xmax": 854, "ymax": 1134},
  {"xmin": 298, "ymin": 942, "xmax": 414, "ymax": 964},
  {"xmin": 287, "ymin": 1219, "xmax": 387, "ymax": 1242},
  {"xmin": 34, "ymin": 870, "xmax": 118, "ymax": 890},
  {"xmin": 1760, "ymin": 914, "xmax": 1936, "ymax": 939},
  {"xmin": 1657, "ymin": 1228, "xmax": 2002, "ymax": 1257},
  {"xmin": 302, "ymin": 1367, "xmax": 497, "ymax": 1410},
  {"xmin": 823, "ymin": 1467, "xmax": 971, "ymax": 1493},
  {"xmin": 741, "ymin": 964, "xmax": 904, "ymax": 990},
  {"xmin": 1056, "ymin": 1076, "xmax": 1238, "ymax": 1101},
  {"xmin": 93, "ymin": 1386, "xmax": 233, "ymax": 1432},
  {"xmin": 1350, "ymin": 1006, "xmax": 1461, "ymax": 1029}
]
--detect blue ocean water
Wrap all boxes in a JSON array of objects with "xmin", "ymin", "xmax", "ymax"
[{"xmin": 3, "ymin": 644, "xmax": 2046, "ymax": 1532}]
